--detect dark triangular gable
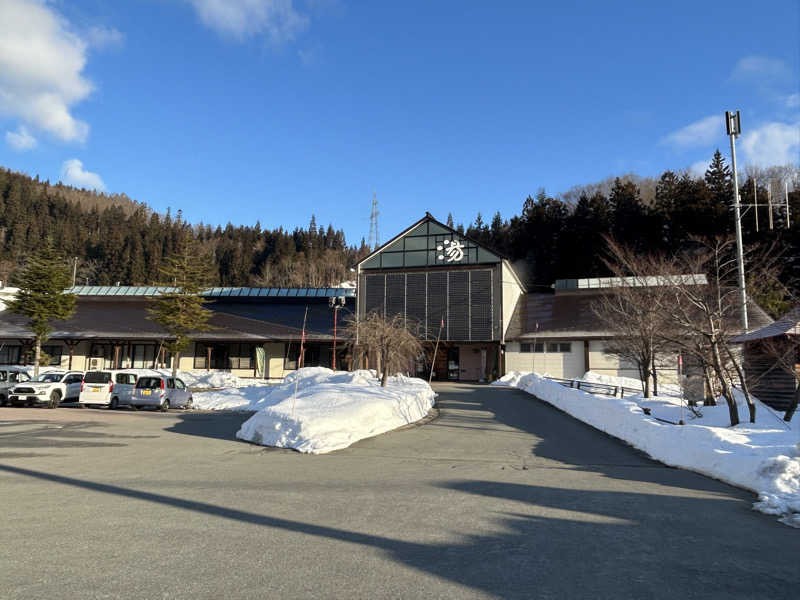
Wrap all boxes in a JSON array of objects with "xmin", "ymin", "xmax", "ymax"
[{"xmin": 358, "ymin": 213, "xmax": 504, "ymax": 270}]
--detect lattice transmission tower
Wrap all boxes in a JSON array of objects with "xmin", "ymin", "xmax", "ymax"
[{"xmin": 368, "ymin": 192, "xmax": 379, "ymax": 250}]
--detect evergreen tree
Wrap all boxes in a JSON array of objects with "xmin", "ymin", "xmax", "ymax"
[
  {"xmin": 704, "ymin": 149, "xmax": 733, "ymax": 207},
  {"xmin": 148, "ymin": 232, "xmax": 215, "ymax": 376},
  {"xmin": 7, "ymin": 239, "xmax": 76, "ymax": 383}
]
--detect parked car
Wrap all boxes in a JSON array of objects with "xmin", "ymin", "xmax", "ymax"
[
  {"xmin": 79, "ymin": 370, "xmax": 138, "ymax": 409},
  {"xmin": 9, "ymin": 371, "xmax": 84, "ymax": 408},
  {"xmin": 131, "ymin": 375, "xmax": 192, "ymax": 411},
  {"xmin": 0, "ymin": 367, "xmax": 31, "ymax": 406}
]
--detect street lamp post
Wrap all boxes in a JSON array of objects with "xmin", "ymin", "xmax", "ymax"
[
  {"xmin": 726, "ymin": 110, "xmax": 748, "ymax": 332},
  {"xmin": 329, "ymin": 295, "xmax": 346, "ymax": 371}
]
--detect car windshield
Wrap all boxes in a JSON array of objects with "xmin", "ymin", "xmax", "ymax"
[{"xmin": 30, "ymin": 373, "xmax": 63, "ymax": 383}]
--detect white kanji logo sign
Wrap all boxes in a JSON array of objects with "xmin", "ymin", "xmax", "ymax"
[{"xmin": 436, "ymin": 239, "xmax": 465, "ymax": 263}]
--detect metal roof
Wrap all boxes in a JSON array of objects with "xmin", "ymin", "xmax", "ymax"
[{"xmin": 66, "ymin": 286, "xmax": 356, "ymax": 298}]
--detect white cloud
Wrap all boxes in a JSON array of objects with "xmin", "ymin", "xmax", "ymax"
[
  {"xmin": 730, "ymin": 55, "xmax": 790, "ymax": 84},
  {"xmin": 187, "ymin": 0, "xmax": 308, "ymax": 42},
  {"xmin": 61, "ymin": 158, "xmax": 106, "ymax": 191},
  {"xmin": 739, "ymin": 121, "xmax": 800, "ymax": 167},
  {"xmin": 689, "ymin": 159, "xmax": 710, "ymax": 178},
  {"xmin": 662, "ymin": 115, "xmax": 722, "ymax": 148},
  {"xmin": 5, "ymin": 125, "xmax": 37, "ymax": 151},
  {"xmin": 87, "ymin": 25, "xmax": 124, "ymax": 49},
  {"xmin": 0, "ymin": 0, "xmax": 93, "ymax": 142}
]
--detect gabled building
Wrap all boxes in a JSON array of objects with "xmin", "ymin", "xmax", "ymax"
[
  {"xmin": 0, "ymin": 285, "xmax": 355, "ymax": 379},
  {"xmin": 356, "ymin": 213, "xmax": 525, "ymax": 380}
]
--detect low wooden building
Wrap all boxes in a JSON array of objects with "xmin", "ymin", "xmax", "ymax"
[
  {"xmin": 0, "ymin": 286, "xmax": 355, "ymax": 380},
  {"xmin": 733, "ymin": 307, "xmax": 800, "ymax": 412}
]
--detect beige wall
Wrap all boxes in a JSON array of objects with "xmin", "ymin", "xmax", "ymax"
[
  {"xmin": 501, "ymin": 261, "xmax": 524, "ymax": 342},
  {"xmin": 12, "ymin": 340, "xmax": 297, "ymax": 381},
  {"xmin": 504, "ymin": 340, "xmax": 585, "ymax": 379}
]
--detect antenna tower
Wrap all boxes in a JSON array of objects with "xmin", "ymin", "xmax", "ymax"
[{"xmin": 368, "ymin": 192, "xmax": 379, "ymax": 250}]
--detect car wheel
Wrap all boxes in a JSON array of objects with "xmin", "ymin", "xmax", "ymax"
[
  {"xmin": 0, "ymin": 394, "xmax": 6, "ymax": 407},
  {"xmin": 160, "ymin": 399, "xmax": 170, "ymax": 412},
  {"xmin": 26, "ymin": 397, "xmax": 34, "ymax": 407},
  {"xmin": 48, "ymin": 390, "xmax": 61, "ymax": 409},
  {"xmin": 185, "ymin": 397, "xmax": 193, "ymax": 410},
  {"xmin": 109, "ymin": 397, "xmax": 119, "ymax": 410}
]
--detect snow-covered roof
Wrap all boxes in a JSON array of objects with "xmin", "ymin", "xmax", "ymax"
[
  {"xmin": 66, "ymin": 286, "xmax": 356, "ymax": 298},
  {"xmin": 731, "ymin": 306, "xmax": 800, "ymax": 343}
]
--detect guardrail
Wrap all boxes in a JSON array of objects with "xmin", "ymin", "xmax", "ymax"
[{"xmin": 546, "ymin": 377, "xmax": 641, "ymax": 398}]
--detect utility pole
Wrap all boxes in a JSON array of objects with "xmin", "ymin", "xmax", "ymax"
[
  {"xmin": 726, "ymin": 110, "xmax": 748, "ymax": 332},
  {"xmin": 753, "ymin": 178, "xmax": 759, "ymax": 232},
  {"xmin": 72, "ymin": 257, "xmax": 78, "ymax": 287},
  {"xmin": 786, "ymin": 180, "xmax": 792, "ymax": 229},
  {"xmin": 768, "ymin": 183, "xmax": 774, "ymax": 230}
]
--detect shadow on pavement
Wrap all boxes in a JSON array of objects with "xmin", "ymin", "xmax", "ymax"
[
  {"xmin": 165, "ymin": 411, "xmax": 256, "ymax": 441},
  {"xmin": 1, "ymin": 462, "xmax": 797, "ymax": 599}
]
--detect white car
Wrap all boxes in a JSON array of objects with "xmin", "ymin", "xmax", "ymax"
[
  {"xmin": 79, "ymin": 370, "xmax": 138, "ymax": 409},
  {"xmin": 0, "ymin": 366, "xmax": 31, "ymax": 406},
  {"xmin": 9, "ymin": 371, "xmax": 84, "ymax": 408}
]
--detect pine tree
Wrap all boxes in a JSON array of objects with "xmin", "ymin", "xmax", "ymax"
[
  {"xmin": 704, "ymin": 149, "xmax": 733, "ymax": 207},
  {"xmin": 148, "ymin": 232, "xmax": 215, "ymax": 375},
  {"xmin": 7, "ymin": 239, "xmax": 76, "ymax": 382}
]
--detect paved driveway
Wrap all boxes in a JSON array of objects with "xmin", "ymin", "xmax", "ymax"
[{"xmin": 1, "ymin": 383, "xmax": 797, "ymax": 599}]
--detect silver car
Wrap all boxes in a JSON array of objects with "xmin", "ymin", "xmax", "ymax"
[
  {"xmin": 131, "ymin": 376, "xmax": 192, "ymax": 411},
  {"xmin": 0, "ymin": 367, "xmax": 31, "ymax": 406}
]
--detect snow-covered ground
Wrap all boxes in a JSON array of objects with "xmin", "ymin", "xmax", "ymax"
[
  {"xmin": 195, "ymin": 367, "xmax": 437, "ymax": 454},
  {"xmin": 494, "ymin": 371, "xmax": 800, "ymax": 528}
]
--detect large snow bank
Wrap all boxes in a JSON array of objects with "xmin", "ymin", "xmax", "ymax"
[
  {"xmin": 197, "ymin": 367, "xmax": 437, "ymax": 454},
  {"xmin": 494, "ymin": 371, "xmax": 800, "ymax": 528},
  {"xmin": 127, "ymin": 369, "xmax": 261, "ymax": 389}
]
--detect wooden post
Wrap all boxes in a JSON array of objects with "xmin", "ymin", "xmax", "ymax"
[
  {"xmin": 206, "ymin": 345, "xmax": 212, "ymax": 372},
  {"xmin": 113, "ymin": 345, "xmax": 120, "ymax": 369}
]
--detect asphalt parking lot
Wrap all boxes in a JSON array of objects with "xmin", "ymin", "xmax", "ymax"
[{"xmin": 1, "ymin": 383, "xmax": 798, "ymax": 600}]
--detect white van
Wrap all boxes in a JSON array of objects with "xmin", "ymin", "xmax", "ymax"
[{"xmin": 79, "ymin": 370, "xmax": 138, "ymax": 409}]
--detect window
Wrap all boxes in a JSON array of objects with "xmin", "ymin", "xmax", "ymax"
[
  {"xmin": 136, "ymin": 377, "xmax": 162, "ymax": 389},
  {"xmin": 559, "ymin": 343, "xmax": 572, "ymax": 353},
  {"xmin": 116, "ymin": 373, "xmax": 136, "ymax": 385},
  {"xmin": 166, "ymin": 378, "xmax": 175, "ymax": 389},
  {"xmin": 0, "ymin": 345, "xmax": 21, "ymax": 365},
  {"xmin": 284, "ymin": 344, "xmax": 300, "ymax": 370},
  {"xmin": 543, "ymin": 343, "xmax": 572, "ymax": 353},
  {"xmin": 9, "ymin": 372, "xmax": 28, "ymax": 383},
  {"xmin": 534, "ymin": 343, "xmax": 544, "ymax": 353},
  {"xmin": 175, "ymin": 379, "xmax": 185, "ymax": 390},
  {"xmin": 520, "ymin": 343, "xmax": 531, "ymax": 353},
  {"xmin": 64, "ymin": 374, "xmax": 83, "ymax": 384},
  {"xmin": 41, "ymin": 345, "xmax": 62, "ymax": 366},
  {"xmin": 84, "ymin": 371, "xmax": 112, "ymax": 384},
  {"xmin": 194, "ymin": 343, "xmax": 255, "ymax": 370}
]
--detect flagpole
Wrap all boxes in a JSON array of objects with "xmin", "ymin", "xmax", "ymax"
[
  {"xmin": 429, "ymin": 316, "xmax": 444, "ymax": 383},
  {"xmin": 292, "ymin": 306, "xmax": 309, "ymax": 418}
]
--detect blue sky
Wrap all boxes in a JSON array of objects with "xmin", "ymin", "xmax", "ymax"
[{"xmin": 1, "ymin": 0, "xmax": 798, "ymax": 244}]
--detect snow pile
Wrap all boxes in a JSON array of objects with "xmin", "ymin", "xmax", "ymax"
[
  {"xmin": 494, "ymin": 371, "xmax": 800, "ymax": 528},
  {"xmin": 197, "ymin": 367, "xmax": 437, "ymax": 454},
  {"xmin": 582, "ymin": 370, "xmax": 681, "ymax": 395},
  {"xmin": 127, "ymin": 369, "xmax": 261, "ymax": 389}
]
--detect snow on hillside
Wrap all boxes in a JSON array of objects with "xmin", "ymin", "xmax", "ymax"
[
  {"xmin": 494, "ymin": 371, "xmax": 800, "ymax": 528},
  {"xmin": 195, "ymin": 367, "xmax": 437, "ymax": 454}
]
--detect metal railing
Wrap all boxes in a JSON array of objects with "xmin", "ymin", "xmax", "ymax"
[{"xmin": 545, "ymin": 377, "xmax": 641, "ymax": 398}]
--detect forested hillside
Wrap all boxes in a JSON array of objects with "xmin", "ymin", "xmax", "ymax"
[
  {"xmin": 1, "ymin": 152, "xmax": 798, "ymax": 308},
  {"xmin": 0, "ymin": 167, "xmax": 367, "ymax": 288},
  {"xmin": 461, "ymin": 151, "xmax": 800, "ymax": 308}
]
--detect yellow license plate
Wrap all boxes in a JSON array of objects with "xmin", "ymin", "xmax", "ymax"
[
  {"xmin": 142, "ymin": 390, "xmax": 151, "ymax": 395},
  {"xmin": 92, "ymin": 387, "xmax": 100, "ymax": 392}
]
